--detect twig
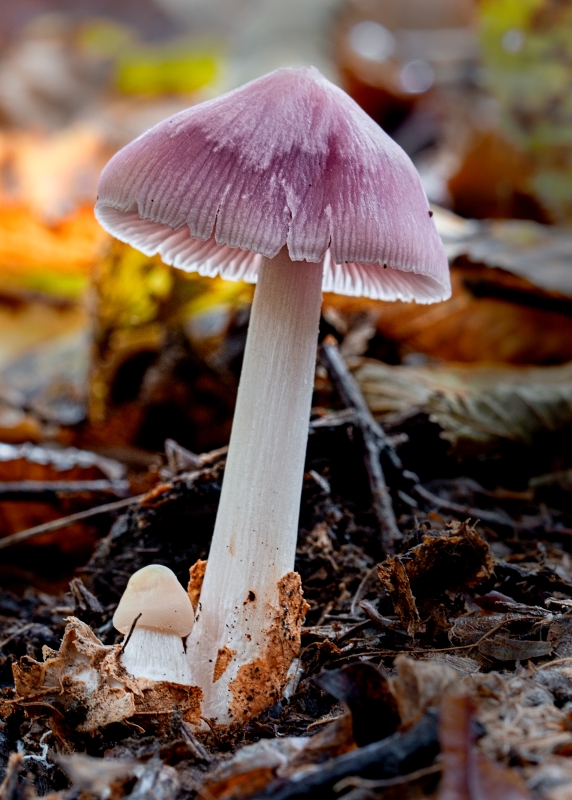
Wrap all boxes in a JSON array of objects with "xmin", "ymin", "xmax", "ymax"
[
  {"xmin": 250, "ymin": 710, "xmax": 439, "ymax": 800},
  {"xmin": 120, "ymin": 613, "xmax": 142, "ymax": 654},
  {"xmin": 200, "ymin": 716, "xmax": 223, "ymax": 742},
  {"xmin": 0, "ymin": 442, "xmax": 230, "ymax": 551},
  {"xmin": 416, "ymin": 485, "xmax": 572, "ymax": 540},
  {"xmin": 0, "ymin": 495, "xmax": 144, "ymax": 551},
  {"xmin": 334, "ymin": 762, "xmax": 442, "ymax": 792},
  {"xmin": 318, "ymin": 336, "xmax": 401, "ymax": 553},
  {"xmin": 537, "ymin": 657, "xmax": 572, "ymax": 670},
  {"xmin": 328, "ymin": 614, "xmax": 544, "ymax": 664},
  {"xmin": 0, "ymin": 623, "xmax": 35, "ymax": 650},
  {"xmin": 0, "ymin": 480, "xmax": 129, "ymax": 496},
  {"xmin": 414, "ymin": 484, "xmax": 538, "ymax": 529},
  {"xmin": 349, "ymin": 565, "xmax": 378, "ymax": 617},
  {"xmin": 181, "ymin": 722, "xmax": 214, "ymax": 764},
  {"xmin": 334, "ymin": 619, "xmax": 373, "ymax": 645}
]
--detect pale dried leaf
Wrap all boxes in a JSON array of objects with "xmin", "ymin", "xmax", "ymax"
[
  {"xmin": 391, "ymin": 655, "xmax": 459, "ymax": 728},
  {"xmin": 355, "ymin": 359, "xmax": 572, "ymax": 450}
]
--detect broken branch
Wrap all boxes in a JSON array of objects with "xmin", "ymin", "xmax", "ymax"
[{"xmin": 318, "ymin": 335, "xmax": 401, "ymax": 553}]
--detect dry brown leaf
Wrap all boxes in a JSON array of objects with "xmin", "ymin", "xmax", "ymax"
[
  {"xmin": 57, "ymin": 753, "xmax": 140, "ymax": 797},
  {"xmin": 0, "ymin": 443, "xmax": 125, "ymax": 548},
  {"xmin": 355, "ymin": 358, "xmax": 572, "ymax": 452},
  {"xmin": 390, "ymin": 655, "xmax": 459, "ymax": 729},
  {"xmin": 327, "ymin": 207, "xmax": 572, "ymax": 365},
  {"xmin": 12, "ymin": 616, "xmax": 202, "ymax": 746},
  {"xmin": 438, "ymin": 692, "xmax": 531, "ymax": 800},
  {"xmin": 478, "ymin": 636, "xmax": 552, "ymax": 662},
  {"xmin": 377, "ymin": 522, "xmax": 494, "ymax": 635},
  {"xmin": 204, "ymin": 737, "xmax": 311, "ymax": 800},
  {"xmin": 469, "ymin": 669, "xmax": 572, "ymax": 762},
  {"xmin": 204, "ymin": 716, "xmax": 354, "ymax": 800}
]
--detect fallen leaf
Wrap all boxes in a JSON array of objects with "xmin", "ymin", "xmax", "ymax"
[
  {"xmin": 315, "ymin": 662, "xmax": 400, "ymax": 745},
  {"xmin": 438, "ymin": 691, "xmax": 531, "ymax": 800},
  {"xmin": 391, "ymin": 656, "xmax": 459, "ymax": 729},
  {"xmin": 11, "ymin": 616, "xmax": 202, "ymax": 747},
  {"xmin": 377, "ymin": 522, "xmax": 494, "ymax": 635},
  {"xmin": 478, "ymin": 635, "xmax": 552, "ymax": 662},
  {"xmin": 355, "ymin": 359, "xmax": 572, "ymax": 453},
  {"xmin": 204, "ymin": 737, "xmax": 311, "ymax": 800},
  {"xmin": 57, "ymin": 753, "xmax": 140, "ymax": 796}
]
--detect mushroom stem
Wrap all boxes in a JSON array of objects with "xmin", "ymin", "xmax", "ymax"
[
  {"xmin": 187, "ymin": 248, "xmax": 323, "ymax": 723},
  {"xmin": 121, "ymin": 627, "xmax": 193, "ymax": 685}
]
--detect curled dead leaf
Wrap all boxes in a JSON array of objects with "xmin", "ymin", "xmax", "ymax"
[
  {"xmin": 390, "ymin": 656, "xmax": 459, "ymax": 729},
  {"xmin": 478, "ymin": 635, "xmax": 552, "ymax": 662},
  {"xmin": 378, "ymin": 522, "xmax": 494, "ymax": 635},
  {"xmin": 11, "ymin": 616, "xmax": 202, "ymax": 744},
  {"xmin": 355, "ymin": 359, "xmax": 572, "ymax": 453},
  {"xmin": 439, "ymin": 691, "xmax": 531, "ymax": 800}
]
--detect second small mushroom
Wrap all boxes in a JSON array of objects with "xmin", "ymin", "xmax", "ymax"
[
  {"xmin": 113, "ymin": 564, "xmax": 194, "ymax": 686},
  {"xmin": 96, "ymin": 66, "xmax": 450, "ymax": 724}
]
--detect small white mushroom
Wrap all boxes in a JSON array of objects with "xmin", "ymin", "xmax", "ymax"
[{"xmin": 113, "ymin": 564, "xmax": 194, "ymax": 685}]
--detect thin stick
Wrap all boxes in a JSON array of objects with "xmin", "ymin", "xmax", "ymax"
[
  {"xmin": 349, "ymin": 564, "xmax": 378, "ymax": 617},
  {"xmin": 0, "ymin": 480, "xmax": 129, "ymax": 495},
  {"xmin": 537, "ymin": 657, "xmax": 572, "ymax": 670},
  {"xmin": 0, "ymin": 441, "xmax": 229, "ymax": 551},
  {"xmin": 318, "ymin": 335, "xmax": 401, "ymax": 553},
  {"xmin": 413, "ymin": 484, "xmax": 572, "ymax": 541},
  {"xmin": 329, "ymin": 614, "xmax": 544, "ymax": 664},
  {"xmin": 0, "ymin": 495, "xmax": 144, "ymax": 551},
  {"xmin": 120, "ymin": 613, "xmax": 142, "ymax": 654},
  {"xmin": 334, "ymin": 762, "xmax": 442, "ymax": 792},
  {"xmin": 414, "ymin": 484, "xmax": 529, "ymax": 528},
  {"xmin": 0, "ymin": 623, "xmax": 35, "ymax": 649}
]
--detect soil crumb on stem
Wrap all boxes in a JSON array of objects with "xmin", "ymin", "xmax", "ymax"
[
  {"xmin": 188, "ymin": 559, "xmax": 207, "ymax": 612},
  {"xmin": 229, "ymin": 572, "xmax": 309, "ymax": 722},
  {"xmin": 213, "ymin": 645, "xmax": 236, "ymax": 682}
]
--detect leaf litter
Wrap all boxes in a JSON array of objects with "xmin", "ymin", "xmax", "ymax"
[
  {"xmin": 3, "ymin": 7, "xmax": 572, "ymax": 797},
  {"xmin": 3, "ymin": 391, "xmax": 572, "ymax": 800}
]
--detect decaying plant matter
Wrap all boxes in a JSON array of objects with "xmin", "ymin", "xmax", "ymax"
[{"xmin": 3, "ymin": 390, "xmax": 572, "ymax": 799}]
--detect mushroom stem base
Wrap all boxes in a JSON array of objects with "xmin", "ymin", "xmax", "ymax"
[{"xmin": 187, "ymin": 249, "xmax": 323, "ymax": 723}]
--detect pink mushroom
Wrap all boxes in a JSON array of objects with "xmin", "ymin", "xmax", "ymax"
[{"xmin": 95, "ymin": 66, "xmax": 450, "ymax": 725}]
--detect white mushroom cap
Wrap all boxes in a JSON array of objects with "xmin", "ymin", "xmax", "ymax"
[{"xmin": 113, "ymin": 564, "xmax": 194, "ymax": 637}]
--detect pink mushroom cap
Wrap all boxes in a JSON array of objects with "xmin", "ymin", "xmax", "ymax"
[{"xmin": 95, "ymin": 66, "xmax": 450, "ymax": 303}]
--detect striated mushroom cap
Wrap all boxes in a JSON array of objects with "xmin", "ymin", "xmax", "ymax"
[
  {"xmin": 113, "ymin": 564, "xmax": 194, "ymax": 636},
  {"xmin": 96, "ymin": 66, "xmax": 450, "ymax": 303}
]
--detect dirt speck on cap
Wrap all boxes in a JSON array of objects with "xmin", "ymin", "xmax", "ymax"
[
  {"xmin": 213, "ymin": 645, "xmax": 236, "ymax": 683},
  {"xmin": 188, "ymin": 559, "xmax": 207, "ymax": 612},
  {"xmin": 229, "ymin": 572, "xmax": 309, "ymax": 722}
]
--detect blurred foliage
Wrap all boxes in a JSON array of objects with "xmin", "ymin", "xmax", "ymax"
[
  {"xmin": 90, "ymin": 240, "xmax": 251, "ymax": 422},
  {"xmin": 80, "ymin": 20, "xmax": 218, "ymax": 96},
  {"xmin": 0, "ymin": 125, "xmax": 108, "ymax": 299},
  {"xmin": 0, "ymin": 206, "xmax": 107, "ymax": 300},
  {"xmin": 479, "ymin": 0, "xmax": 572, "ymax": 222},
  {"xmin": 116, "ymin": 49, "xmax": 217, "ymax": 96}
]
